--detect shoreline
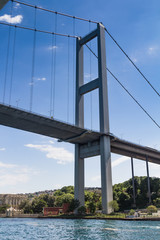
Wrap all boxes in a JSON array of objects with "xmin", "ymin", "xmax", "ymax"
[
  {"xmin": 38, "ymin": 216, "xmax": 160, "ymax": 221},
  {"xmin": 1, "ymin": 215, "xmax": 160, "ymax": 221}
]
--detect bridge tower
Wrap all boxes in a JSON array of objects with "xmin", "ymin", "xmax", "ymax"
[
  {"xmin": 75, "ymin": 23, "xmax": 113, "ymax": 214},
  {"xmin": 0, "ymin": 0, "xmax": 9, "ymax": 10}
]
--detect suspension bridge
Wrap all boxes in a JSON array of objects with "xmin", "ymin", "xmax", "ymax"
[{"xmin": 0, "ymin": 0, "xmax": 160, "ymax": 214}]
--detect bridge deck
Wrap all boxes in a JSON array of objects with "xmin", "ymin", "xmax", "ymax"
[{"xmin": 0, "ymin": 104, "xmax": 159, "ymax": 164}]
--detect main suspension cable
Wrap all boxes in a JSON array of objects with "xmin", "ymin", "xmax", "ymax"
[
  {"xmin": 104, "ymin": 27, "xmax": 160, "ymax": 98},
  {"xmin": 0, "ymin": 22, "xmax": 78, "ymax": 39},
  {"xmin": 12, "ymin": 0, "xmax": 98, "ymax": 24},
  {"xmin": 11, "ymin": 0, "xmax": 160, "ymax": 98},
  {"xmin": 85, "ymin": 44, "xmax": 160, "ymax": 129}
]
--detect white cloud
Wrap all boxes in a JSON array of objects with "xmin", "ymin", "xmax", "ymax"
[
  {"xmin": 0, "ymin": 161, "xmax": 37, "ymax": 187},
  {"xmin": 91, "ymin": 175, "xmax": 101, "ymax": 182},
  {"xmin": 0, "ymin": 173, "xmax": 28, "ymax": 187},
  {"xmin": 148, "ymin": 162, "xmax": 160, "ymax": 178},
  {"xmin": 29, "ymin": 82, "xmax": 34, "ymax": 86},
  {"xmin": 36, "ymin": 77, "xmax": 46, "ymax": 81},
  {"xmin": 132, "ymin": 57, "xmax": 138, "ymax": 63},
  {"xmin": 14, "ymin": 3, "xmax": 20, "ymax": 9},
  {"xmin": 84, "ymin": 73, "xmax": 92, "ymax": 79},
  {"xmin": 112, "ymin": 156, "xmax": 129, "ymax": 167},
  {"xmin": 25, "ymin": 143, "xmax": 74, "ymax": 165},
  {"xmin": 48, "ymin": 45, "xmax": 58, "ymax": 50},
  {"xmin": 0, "ymin": 161, "xmax": 16, "ymax": 168},
  {"xmin": 0, "ymin": 147, "xmax": 5, "ymax": 151},
  {"xmin": 0, "ymin": 14, "xmax": 23, "ymax": 24},
  {"xmin": 147, "ymin": 46, "xmax": 159, "ymax": 55},
  {"xmin": 54, "ymin": 184, "xmax": 63, "ymax": 189},
  {"xmin": 29, "ymin": 77, "xmax": 46, "ymax": 85}
]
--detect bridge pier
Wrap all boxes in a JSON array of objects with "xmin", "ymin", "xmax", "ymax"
[
  {"xmin": 75, "ymin": 23, "xmax": 113, "ymax": 214},
  {"xmin": 74, "ymin": 144, "xmax": 85, "ymax": 207},
  {"xmin": 131, "ymin": 157, "xmax": 136, "ymax": 207},
  {"xmin": 100, "ymin": 136, "xmax": 113, "ymax": 213},
  {"xmin": 146, "ymin": 156, "xmax": 151, "ymax": 204}
]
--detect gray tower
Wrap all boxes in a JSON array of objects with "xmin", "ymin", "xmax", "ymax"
[{"xmin": 75, "ymin": 23, "xmax": 113, "ymax": 214}]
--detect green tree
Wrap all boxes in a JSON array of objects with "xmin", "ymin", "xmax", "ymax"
[
  {"xmin": 24, "ymin": 202, "xmax": 33, "ymax": 214},
  {"xmin": 19, "ymin": 200, "xmax": 29, "ymax": 210},
  {"xmin": 78, "ymin": 206, "xmax": 86, "ymax": 215},
  {"xmin": 147, "ymin": 205, "xmax": 157, "ymax": 214},
  {"xmin": 68, "ymin": 199, "xmax": 80, "ymax": 213},
  {"xmin": 32, "ymin": 198, "xmax": 47, "ymax": 213},
  {"xmin": 0, "ymin": 204, "xmax": 10, "ymax": 213},
  {"xmin": 85, "ymin": 191, "xmax": 94, "ymax": 202},
  {"xmin": 109, "ymin": 200, "xmax": 119, "ymax": 212},
  {"xmin": 55, "ymin": 193, "xmax": 74, "ymax": 207},
  {"xmin": 54, "ymin": 186, "xmax": 74, "ymax": 196},
  {"xmin": 96, "ymin": 197, "xmax": 102, "ymax": 210},
  {"xmin": 61, "ymin": 186, "xmax": 74, "ymax": 194},
  {"xmin": 118, "ymin": 191, "xmax": 131, "ymax": 210},
  {"xmin": 87, "ymin": 202, "xmax": 96, "ymax": 214},
  {"xmin": 153, "ymin": 198, "xmax": 160, "ymax": 208},
  {"xmin": 129, "ymin": 209, "xmax": 135, "ymax": 215}
]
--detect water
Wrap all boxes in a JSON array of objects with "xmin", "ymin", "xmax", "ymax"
[{"xmin": 0, "ymin": 218, "xmax": 160, "ymax": 240}]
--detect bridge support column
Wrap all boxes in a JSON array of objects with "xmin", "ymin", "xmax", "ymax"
[
  {"xmin": 131, "ymin": 157, "xmax": 136, "ymax": 207},
  {"xmin": 100, "ymin": 136, "xmax": 112, "ymax": 213},
  {"xmin": 98, "ymin": 23, "xmax": 113, "ymax": 214},
  {"xmin": 146, "ymin": 156, "xmax": 151, "ymax": 204},
  {"xmin": 75, "ymin": 144, "xmax": 84, "ymax": 207},
  {"xmin": 75, "ymin": 23, "xmax": 113, "ymax": 214},
  {"xmin": 74, "ymin": 33, "xmax": 85, "ymax": 209}
]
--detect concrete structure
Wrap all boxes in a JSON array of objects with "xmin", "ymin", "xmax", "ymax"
[
  {"xmin": 75, "ymin": 23, "xmax": 112, "ymax": 213},
  {"xmin": 0, "ymin": 0, "xmax": 9, "ymax": 10},
  {"xmin": 146, "ymin": 157, "xmax": 151, "ymax": 204},
  {"xmin": 43, "ymin": 204, "xmax": 69, "ymax": 216},
  {"xmin": 6, "ymin": 207, "xmax": 23, "ymax": 217},
  {"xmin": 0, "ymin": 194, "xmax": 26, "ymax": 208},
  {"xmin": 0, "ymin": 104, "xmax": 160, "ymax": 164},
  {"xmin": 131, "ymin": 157, "xmax": 136, "ymax": 207},
  {"xmin": 152, "ymin": 211, "xmax": 160, "ymax": 217}
]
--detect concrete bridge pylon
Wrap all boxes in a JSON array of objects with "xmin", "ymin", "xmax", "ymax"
[{"xmin": 75, "ymin": 23, "xmax": 113, "ymax": 214}]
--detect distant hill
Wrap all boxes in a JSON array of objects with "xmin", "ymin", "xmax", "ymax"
[{"xmin": 2, "ymin": 176, "xmax": 159, "ymax": 211}]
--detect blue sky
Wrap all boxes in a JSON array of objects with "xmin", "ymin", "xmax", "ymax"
[{"xmin": 0, "ymin": 0, "xmax": 160, "ymax": 194}]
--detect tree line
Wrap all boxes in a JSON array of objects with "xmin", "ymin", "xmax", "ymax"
[{"xmin": 1, "ymin": 176, "xmax": 160, "ymax": 214}]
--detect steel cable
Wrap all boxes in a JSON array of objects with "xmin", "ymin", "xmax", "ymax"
[{"xmin": 85, "ymin": 44, "xmax": 160, "ymax": 129}]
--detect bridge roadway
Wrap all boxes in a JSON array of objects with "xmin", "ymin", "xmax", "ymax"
[{"xmin": 0, "ymin": 103, "xmax": 160, "ymax": 164}]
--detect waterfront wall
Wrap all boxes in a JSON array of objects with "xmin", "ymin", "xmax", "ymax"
[
  {"xmin": 11, "ymin": 214, "xmax": 40, "ymax": 218},
  {"xmin": 0, "ymin": 213, "xmax": 40, "ymax": 218}
]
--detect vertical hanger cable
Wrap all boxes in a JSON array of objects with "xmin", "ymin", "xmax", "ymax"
[
  {"xmin": 3, "ymin": 0, "xmax": 14, "ymax": 103},
  {"xmin": 72, "ymin": 17, "xmax": 75, "ymax": 124},
  {"xmin": 52, "ymin": 13, "xmax": 57, "ymax": 116},
  {"xmin": 67, "ymin": 36, "xmax": 70, "ymax": 122},
  {"xmin": 89, "ymin": 21, "xmax": 92, "ymax": 129},
  {"xmin": 9, "ymin": 25, "xmax": 17, "ymax": 106},
  {"xmin": 30, "ymin": 6, "xmax": 37, "ymax": 111}
]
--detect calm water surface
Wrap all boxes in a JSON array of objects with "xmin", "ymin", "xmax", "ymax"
[{"xmin": 0, "ymin": 218, "xmax": 160, "ymax": 240}]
